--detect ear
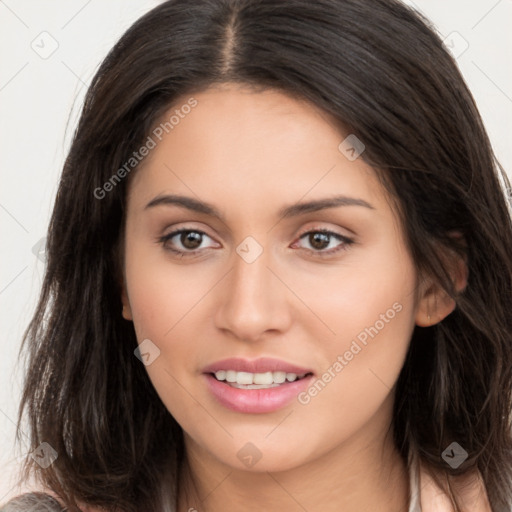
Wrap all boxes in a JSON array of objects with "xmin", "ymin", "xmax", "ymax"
[
  {"xmin": 120, "ymin": 278, "xmax": 133, "ymax": 321},
  {"xmin": 115, "ymin": 234, "xmax": 133, "ymax": 322},
  {"xmin": 415, "ymin": 232, "xmax": 468, "ymax": 327}
]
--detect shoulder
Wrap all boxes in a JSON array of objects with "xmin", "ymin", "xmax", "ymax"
[
  {"xmin": 0, "ymin": 493, "xmax": 102, "ymax": 512},
  {"xmin": 418, "ymin": 462, "xmax": 492, "ymax": 512},
  {"xmin": 0, "ymin": 492, "xmax": 65, "ymax": 511}
]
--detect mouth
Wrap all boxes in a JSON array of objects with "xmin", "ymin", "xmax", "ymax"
[
  {"xmin": 202, "ymin": 358, "xmax": 315, "ymax": 413},
  {"xmin": 209, "ymin": 370, "xmax": 313, "ymax": 389}
]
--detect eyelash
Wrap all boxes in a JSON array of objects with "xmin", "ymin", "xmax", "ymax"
[{"xmin": 157, "ymin": 227, "xmax": 354, "ymax": 259}]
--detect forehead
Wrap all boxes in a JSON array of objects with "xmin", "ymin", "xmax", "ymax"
[{"xmin": 127, "ymin": 84, "xmax": 385, "ymax": 215}]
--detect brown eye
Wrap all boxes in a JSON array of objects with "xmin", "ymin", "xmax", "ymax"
[
  {"xmin": 158, "ymin": 229, "xmax": 217, "ymax": 256},
  {"xmin": 179, "ymin": 231, "xmax": 203, "ymax": 249},
  {"xmin": 308, "ymin": 232, "xmax": 331, "ymax": 250},
  {"xmin": 294, "ymin": 229, "xmax": 354, "ymax": 256}
]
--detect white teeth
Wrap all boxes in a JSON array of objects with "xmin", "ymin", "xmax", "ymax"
[
  {"xmin": 225, "ymin": 370, "xmax": 237, "ymax": 383},
  {"xmin": 253, "ymin": 372, "xmax": 273, "ymax": 385},
  {"xmin": 236, "ymin": 372, "xmax": 253, "ymax": 385},
  {"xmin": 214, "ymin": 370, "xmax": 226, "ymax": 381},
  {"xmin": 273, "ymin": 371, "xmax": 287, "ymax": 384},
  {"xmin": 213, "ymin": 370, "xmax": 308, "ymax": 387}
]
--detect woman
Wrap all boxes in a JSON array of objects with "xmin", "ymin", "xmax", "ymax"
[{"xmin": 2, "ymin": 0, "xmax": 511, "ymax": 510}]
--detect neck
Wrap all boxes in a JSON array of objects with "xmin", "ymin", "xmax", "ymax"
[{"xmin": 176, "ymin": 403, "xmax": 409, "ymax": 512}]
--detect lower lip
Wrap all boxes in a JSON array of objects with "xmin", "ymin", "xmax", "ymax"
[{"xmin": 204, "ymin": 373, "xmax": 314, "ymax": 413}]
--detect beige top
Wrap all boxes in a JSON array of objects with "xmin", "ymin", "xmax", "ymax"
[
  {"xmin": 408, "ymin": 451, "xmax": 422, "ymax": 512},
  {"xmin": 0, "ymin": 456, "xmax": 493, "ymax": 511},
  {"xmin": 407, "ymin": 452, "xmax": 493, "ymax": 512}
]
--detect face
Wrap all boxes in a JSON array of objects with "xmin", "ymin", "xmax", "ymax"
[{"xmin": 121, "ymin": 83, "xmax": 431, "ymax": 473}]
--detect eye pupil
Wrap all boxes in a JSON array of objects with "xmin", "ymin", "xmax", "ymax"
[
  {"xmin": 181, "ymin": 231, "xmax": 202, "ymax": 249},
  {"xmin": 310, "ymin": 232, "xmax": 330, "ymax": 250}
]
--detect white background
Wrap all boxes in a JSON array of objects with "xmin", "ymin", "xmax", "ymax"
[{"xmin": 1, "ymin": 0, "xmax": 511, "ymax": 503}]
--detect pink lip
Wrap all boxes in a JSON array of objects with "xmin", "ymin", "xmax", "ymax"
[
  {"xmin": 202, "ymin": 357, "xmax": 315, "ymax": 414},
  {"xmin": 202, "ymin": 357, "xmax": 313, "ymax": 375},
  {"xmin": 204, "ymin": 373, "xmax": 314, "ymax": 414}
]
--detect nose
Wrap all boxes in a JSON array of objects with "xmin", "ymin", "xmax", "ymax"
[{"xmin": 213, "ymin": 241, "xmax": 293, "ymax": 343}]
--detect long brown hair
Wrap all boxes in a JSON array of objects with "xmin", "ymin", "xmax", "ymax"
[{"xmin": 12, "ymin": 0, "xmax": 512, "ymax": 510}]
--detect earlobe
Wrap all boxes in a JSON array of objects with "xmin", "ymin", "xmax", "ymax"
[
  {"xmin": 122, "ymin": 302, "xmax": 133, "ymax": 321},
  {"xmin": 415, "ymin": 288, "xmax": 456, "ymax": 327},
  {"xmin": 120, "ymin": 284, "xmax": 133, "ymax": 321}
]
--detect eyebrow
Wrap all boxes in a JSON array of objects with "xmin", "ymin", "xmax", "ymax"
[{"xmin": 144, "ymin": 194, "xmax": 375, "ymax": 221}]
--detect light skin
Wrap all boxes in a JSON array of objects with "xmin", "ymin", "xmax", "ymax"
[{"xmin": 120, "ymin": 83, "xmax": 465, "ymax": 512}]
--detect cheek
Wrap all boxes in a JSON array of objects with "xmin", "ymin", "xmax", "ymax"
[
  {"xmin": 123, "ymin": 245, "xmax": 217, "ymax": 416},
  {"xmin": 294, "ymin": 253, "xmax": 417, "ymax": 435},
  {"xmin": 123, "ymin": 248, "xmax": 204, "ymax": 424},
  {"xmin": 281, "ymin": 237, "xmax": 416, "ymax": 354},
  {"xmin": 124, "ymin": 241, "xmax": 215, "ymax": 341},
  {"xmin": 296, "ymin": 306, "xmax": 414, "ymax": 447}
]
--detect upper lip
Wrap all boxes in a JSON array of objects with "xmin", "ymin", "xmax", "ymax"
[{"xmin": 202, "ymin": 357, "xmax": 314, "ymax": 375}]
